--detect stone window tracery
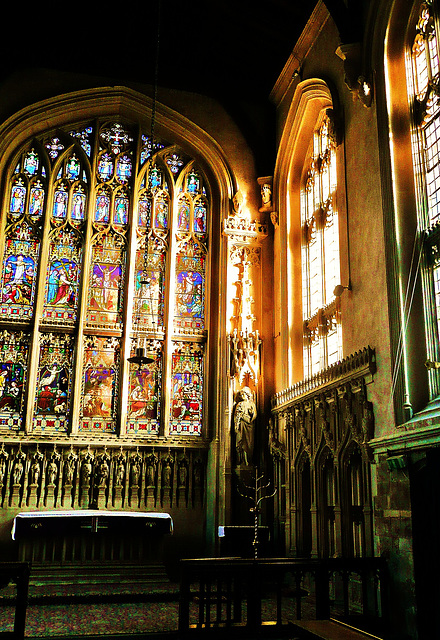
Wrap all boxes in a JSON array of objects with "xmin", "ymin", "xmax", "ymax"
[
  {"xmin": 408, "ymin": 1, "xmax": 440, "ymax": 382},
  {"xmin": 301, "ymin": 112, "xmax": 341, "ymax": 377}
]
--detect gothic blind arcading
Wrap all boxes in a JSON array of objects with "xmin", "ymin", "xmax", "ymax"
[
  {"xmin": 301, "ymin": 113, "xmax": 341, "ymax": 377},
  {"xmin": 0, "ymin": 120, "xmax": 209, "ymax": 437}
]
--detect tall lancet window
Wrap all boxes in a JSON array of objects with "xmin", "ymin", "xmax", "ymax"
[
  {"xmin": 0, "ymin": 120, "xmax": 210, "ymax": 437},
  {"xmin": 301, "ymin": 112, "xmax": 341, "ymax": 377},
  {"xmin": 408, "ymin": 1, "xmax": 440, "ymax": 379}
]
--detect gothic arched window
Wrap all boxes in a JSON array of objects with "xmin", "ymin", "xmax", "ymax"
[
  {"xmin": 301, "ymin": 112, "xmax": 341, "ymax": 377},
  {"xmin": 407, "ymin": 1, "xmax": 440, "ymax": 392},
  {"xmin": 0, "ymin": 119, "xmax": 210, "ymax": 437}
]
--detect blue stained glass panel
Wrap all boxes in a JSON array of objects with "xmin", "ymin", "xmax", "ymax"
[
  {"xmin": 95, "ymin": 193, "xmax": 110, "ymax": 223},
  {"xmin": 23, "ymin": 150, "xmax": 39, "ymax": 176},
  {"xmin": 53, "ymin": 188, "xmax": 68, "ymax": 218},
  {"xmin": 149, "ymin": 166, "xmax": 162, "ymax": 190},
  {"xmin": 0, "ymin": 362, "xmax": 25, "ymax": 413},
  {"xmin": 9, "ymin": 183, "xmax": 26, "ymax": 216},
  {"xmin": 187, "ymin": 170, "xmax": 200, "ymax": 194},
  {"xmin": 29, "ymin": 185, "xmax": 45, "ymax": 218},
  {"xmin": 116, "ymin": 155, "xmax": 132, "ymax": 183},
  {"xmin": 114, "ymin": 195, "xmax": 129, "ymax": 225},
  {"xmin": 66, "ymin": 156, "xmax": 80, "ymax": 181},
  {"xmin": 98, "ymin": 152, "xmax": 114, "ymax": 181},
  {"xmin": 71, "ymin": 189, "xmax": 86, "ymax": 220}
]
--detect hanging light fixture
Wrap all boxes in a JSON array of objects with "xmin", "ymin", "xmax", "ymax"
[{"xmin": 128, "ymin": 0, "xmax": 162, "ymax": 369}]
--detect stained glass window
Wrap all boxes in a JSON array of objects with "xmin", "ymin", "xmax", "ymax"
[
  {"xmin": 0, "ymin": 331, "xmax": 29, "ymax": 430},
  {"xmin": 0, "ymin": 118, "xmax": 210, "ymax": 437},
  {"xmin": 170, "ymin": 343, "xmax": 204, "ymax": 434},
  {"xmin": 127, "ymin": 340, "xmax": 162, "ymax": 433},
  {"xmin": 81, "ymin": 336, "xmax": 120, "ymax": 431},
  {"xmin": 301, "ymin": 112, "xmax": 341, "ymax": 377},
  {"xmin": 34, "ymin": 333, "xmax": 74, "ymax": 432},
  {"xmin": 88, "ymin": 239, "xmax": 124, "ymax": 330}
]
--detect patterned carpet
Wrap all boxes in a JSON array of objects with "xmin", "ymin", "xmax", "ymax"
[{"xmin": 0, "ymin": 600, "xmax": 180, "ymax": 637}]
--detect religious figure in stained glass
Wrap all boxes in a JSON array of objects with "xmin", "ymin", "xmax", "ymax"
[
  {"xmin": 114, "ymin": 194, "xmax": 129, "ymax": 225},
  {"xmin": 52, "ymin": 187, "xmax": 68, "ymax": 218},
  {"xmin": 170, "ymin": 343, "xmax": 203, "ymax": 434},
  {"xmin": 174, "ymin": 238, "xmax": 206, "ymax": 332},
  {"xmin": 194, "ymin": 201, "xmax": 207, "ymax": 234},
  {"xmin": 71, "ymin": 188, "xmax": 86, "ymax": 221},
  {"xmin": 95, "ymin": 191, "xmax": 110, "ymax": 223},
  {"xmin": 97, "ymin": 152, "xmax": 114, "ymax": 182},
  {"xmin": 90, "ymin": 263, "xmax": 121, "ymax": 310},
  {"xmin": 29, "ymin": 184, "xmax": 45, "ymax": 219},
  {"xmin": 116, "ymin": 154, "xmax": 132, "ymax": 183},
  {"xmin": 23, "ymin": 150, "xmax": 39, "ymax": 177},
  {"xmin": 66, "ymin": 155, "xmax": 80, "ymax": 181},
  {"xmin": 0, "ymin": 331, "xmax": 29, "ymax": 429},
  {"xmin": 2, "ymin": 251, "xmax": 35, "ymax": 306},
  {"xmin": 186, "ymin": 170, "xmax": 200, "ymax": 194},
  {"xmin": 81, "ymin": 337, "xmax": 120, "ymax": 426},
  {"xmin": 154, "ymin": 195, "xmax": 168, "ymax": 229},
  {"xmin": 138, "ymin": 196, "xmax": 152, "ymax": 227},
  {"xmin": 0, "ymin": 364, "xmax": 24, "ymax": 413},
  {"xmin": 35, "ymin": 363, "xmax": 69, "ymax": 414},
  {"xmin": 46, "ymin": 260, "xmax": 77, "ymax": 306},
  {"xmin": 129, "ymin": 366, "xmax": 158, "ymax": 419},
  {"xmin": 178, "ymin": 197, "xmax": 190, "ymax": 230},
  {"xmin": 33, "ymin": 333, "xmax": 74, "ymax": 431},
  {"xmin": 176, "ymin": 270, "xmax": 203, "ymax": 317},
  {"xmin": 9, "ymin": 182, "xmax": 26, "ymax": 216}
]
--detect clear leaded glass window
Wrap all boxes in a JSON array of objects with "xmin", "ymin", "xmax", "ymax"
[
  {"xmin": 0, "ymin": 119, "xmax": 210, "ymax": 436},
  {"xmin": 301, "ymin": 112, "xmax": 341, "ymax": 377},
  {"xmin": 408, "ymin": 2, "xmax": 440, "ymax": 367}
]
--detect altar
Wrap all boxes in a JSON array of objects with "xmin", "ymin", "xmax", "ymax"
[{"xmin": 11, "ymin": 510, "xmax": 173, "ymax": 586}]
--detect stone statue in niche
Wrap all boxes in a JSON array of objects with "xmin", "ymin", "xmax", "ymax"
[
  {"xmin": 81, "ymin": 455, "xmax": 93, "ymax": 486},
  {"xmin": 95, "ymin": 456, "xmax": 109, "ymax": 488},
  {"xmin": 178, "ymin": 461, "xmax": 188, "ymax": 488},
  {"xmin": 233, "ymin": 386, "xmax": 257, "ymax": 467},
  {"xmin": 47, "ymin": 459, "xmax": 58, "ymax": 486},
  {"xmin": 0, "ymin": 451, "xmax": 8, "ymax": 486},
  {"xmin": 13, "ymin": 457, "xmax": 24, "ymax": 485},
  {"xmin": 162, "ymin": 458, "xmax": 173, "ymax": 488},
  {"xmin": 115, "ymin": 459, "xmax": 125, "ymax": 487},
  {"xmin": 64, "ymin": 451, "xmax": 76, "ymax": 486},
  {"xmin": 130, "ymin": 457, "xmax": 141, "ymax": 486},
  {"xmin": 145, "ymin": 453, "xmax": 158, "ymax": 487},
  {"xmin": 30, "ymin": 458, "xmax": 41, "ymax": 485}
]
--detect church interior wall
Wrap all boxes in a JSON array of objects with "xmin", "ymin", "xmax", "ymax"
[{"xmin": 0, "ymin": 2, "xmax": 438, "ymax": 637}]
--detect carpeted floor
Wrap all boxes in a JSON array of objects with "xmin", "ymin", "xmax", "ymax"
[
  {"xmin": 0, "ymin": 592, "xmax": 303, "ymax": 637},
  {"xmin": 1, "ymin": 600, "xmax": 180, "ymax": 637}
]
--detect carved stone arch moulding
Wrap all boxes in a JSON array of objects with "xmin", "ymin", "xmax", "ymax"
[
  {"xmin": 0, "ymin": 87, "xmax": 236, "ymax": 207},
  {"xmin": 273, "ymin": 78, "xmax": 339, "ymax": 229}
]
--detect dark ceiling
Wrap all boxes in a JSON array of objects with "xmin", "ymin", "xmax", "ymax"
[{"xmin": 0, "ymin": 1, "xmax": 329, "ymax": 174}]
